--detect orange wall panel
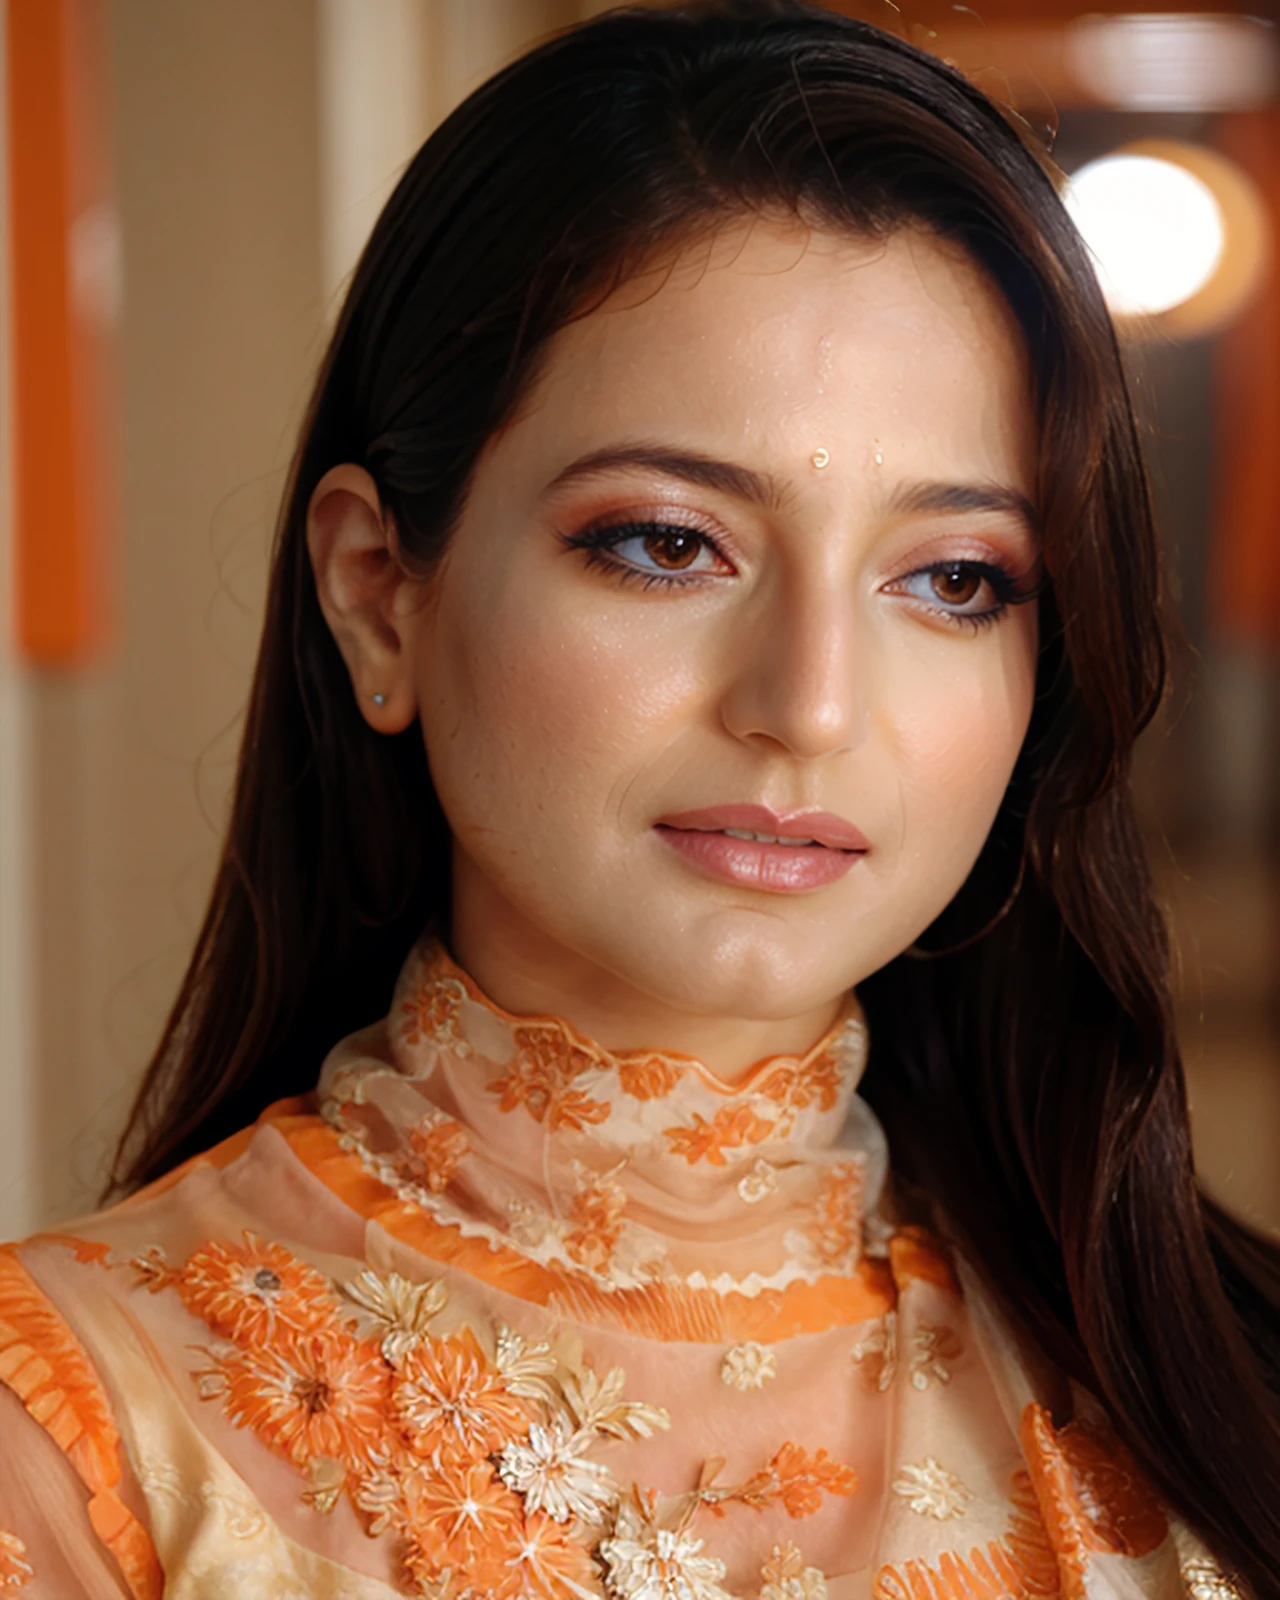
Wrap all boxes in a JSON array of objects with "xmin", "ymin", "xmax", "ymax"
[{"xmin": 6, "ymin": 0, "xmax": 114, "ymax": 666}]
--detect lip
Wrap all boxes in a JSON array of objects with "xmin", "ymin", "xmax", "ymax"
[
  {"xmin": 657, "ymin": 804, "xmax": 869, "ymax": 852},
  {"xmin": 654, "ymin": 804, "xmax": 868, "ymax": 894}
]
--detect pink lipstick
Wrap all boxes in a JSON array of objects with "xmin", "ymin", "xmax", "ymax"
[{"xmin": 655, "ymin": 804, "xmax": 868, "ymax": 893}]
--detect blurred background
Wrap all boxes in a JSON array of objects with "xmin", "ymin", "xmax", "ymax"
[{"xmin": 1, "ymin": 0, "xmax": 1277, "ymax": 1239}]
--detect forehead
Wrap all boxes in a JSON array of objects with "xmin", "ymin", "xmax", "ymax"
[{"xmin": 509, "ymin": 217, "xmax": 1035, "ymax": 492}]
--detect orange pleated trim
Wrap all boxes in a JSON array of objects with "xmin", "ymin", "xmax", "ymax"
[
  {"xmin": 1019, "ymin": 1401, "xmax": 1167, "ymax": 1599},
  {"xmin": 128, "ymin": 1102, "xmax": 900, "ymax": 1342},
  {"xmin": 0, "ymin": 1246, "xmax": 163, "ymax": 1600},
  {"xmin": 281, "ymin": 1112, "xmax": 897, "ymax": 1341}
]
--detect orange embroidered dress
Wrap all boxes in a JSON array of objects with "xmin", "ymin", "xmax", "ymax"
[{"xmin": 0, "ymin": 936, "xmax": 1237, "ymax": 1599}]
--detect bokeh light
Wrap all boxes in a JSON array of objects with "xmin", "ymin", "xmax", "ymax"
[{"xmin": 1065, "ymin": 151, "xmax": 1226, "ymax": 316}]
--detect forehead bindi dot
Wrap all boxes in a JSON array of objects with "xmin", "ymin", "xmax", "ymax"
[{"xmin": 810, "ymin": 447, "xmax": 831, "ymax": 469}]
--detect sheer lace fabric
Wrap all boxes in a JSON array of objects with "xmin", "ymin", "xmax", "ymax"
[{"xmin": 0, "ymin": 934, "xmax": 1236, "ymax": 1598}]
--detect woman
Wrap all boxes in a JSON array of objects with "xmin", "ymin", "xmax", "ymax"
[{"xmin": 1, "ymin": 2, "xmax": 1276, "ymax": 1596}]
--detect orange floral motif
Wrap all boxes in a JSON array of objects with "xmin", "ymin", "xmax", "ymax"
[
  {"xmin": 808, "ymin": 1161, "xmax": 863, "ymax": 1266},
  {"xmin": 563, "ymin": 1169, "xmax": 628, "ymax": 1276},
  {"xmin": 402, "ymin": 1460, "xmax": 524, "ymax": 1590},
  {"xmin": 701, "ymin": 1441, "xmax": 859, "ymax": 1519},
  {"xmin": 1020, "ymin": 1403, "xmax": 1166, "ymax": 1567},
  {"xmin": 400, "ymin": 974, "xmax": 464, "ymax": 1048},
  {"xmin": 394, "ymin": 1328, "xmax": 530, "ymax": 1466},
  {"xmin": 497, "ymin": 1511, "xmax": 601, "ymax": 1600},
  {"xmin": 488, "ymin": 1027, "xmax": 611, "ymax": 1132},
  {"xmin": 404, "ymin": 1116, "xmax": 471, "ymax": 1194},
  {"xmin": 664, "ymin": 1103, "xmax": 776, "ymax": 1166},
  {"xmin": 616, "ymin": 1053, "xmax": 685, "ymax": 1101},
  {"xmin": 761, "ymin": 1048, "xmax": 844, "ymax": 1117},
  {"xmin": 198, "ymin": 1327, "xmax": 391, "ymax": 1471},
  {"xmin": 872, "ymin": 1470, "xmax": 1062, "ymax": 1600},
  {"xmin": 174, "ymin": 1231, "xmax": 343, "ymax": 1346},
  {"xmin": 0, "ymin": 1530, "xmax": 33, "ymax": 1590}
]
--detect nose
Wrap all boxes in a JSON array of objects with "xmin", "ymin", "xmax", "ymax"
[{"xmin": 718, "ymin": 574, "xmax": 867, "ymax": 760}]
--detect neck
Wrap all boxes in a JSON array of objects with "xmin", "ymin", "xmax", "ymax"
[{"xmin": 448, "ymin": 876, "xmax": 846, "ymax": 1084}]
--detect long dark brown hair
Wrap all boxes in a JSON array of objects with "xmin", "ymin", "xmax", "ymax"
[{"xmin": 110, "ymin": 1, "xmax": 1280, "ymax": 1586}]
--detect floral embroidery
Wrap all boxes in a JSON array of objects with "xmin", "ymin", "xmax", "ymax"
[
  {"xmin": 394, "ymin": 1328, "xmax": 530, "ymax": 1466},
  {"xmin": 699, "ymin": 1442, "xmax": 859, "ymax": 1518},
  {"xmin": 616, "ymin": 1054, "xmax": 685, "ymax": 1101},
  {"xmin": 909, "ymin": 1323, "xmax": 962, "ymax": 1390},
  {"xmin": 1182, "ymin": 1560, "xmax": 1246, "ymax": 1599},
  {"xmin": 852, "ymin": 1312, "xmax": 898, "ymax": 1392},
  {"xmin": 873, "ymin": 1470, "xmax": 1061, "ymax": 1599},
  {"xmin": 807, "ymin": 1161, "xmax": 863, "ymax": 1267},
  {"xmin": 489, "ymin": 1026, "xmax": 612, "ymax": 1132},
  {"xmin": 1020, "ymin": 1403, "xmax": 1166, "ymax": 1561},
  {"xmin": 498, "ymin": 1415, "xmax": 617, "ymax": 1523},
  {"xmin": 339, "ymin": 1268, "xmax": 448, "ymax": 1366},
  {"xmin": 737, "ymin": 1158, "xmax": 779, "ymax": 1204},
  {"xmin": 760, "ymin": 1543, "xmax": 828, "ymax": 1600},
  {"xmin": 402, "ymin": 1115, "xmax": 471, "ymax": 1194},
  {"xmin": 196, "ymin": 1328, "xmax": 391, "ymax": 1470},
  {"xmin": 720, "ymin": 1341, "xmax": 777, "ymax": 1391},
  {"xmin": 402, "ymin": 1459, "xmax": 523, "ymax": 1585},
  {"xmin": 760, "ymin": 1047, "xmax": 844, "ymax": 1128},
  {"xmin": 400, "ymin": 972, "xmax": 467, "ymax": 1050},
  {"xmin": 563, "ymin": 1166, "xmax": 629, "ymax": 1277},
  {"xmin": 892, "ymin": 1459, "xmax": 972, "ymax": 1521},
  {"xmin": 599, "ymin": 1492, "xmax": 730, "ymax": 1600},
  {"xmin": 664, "ymin": 1103, "xmax": 776, "ymax": 1166},
  {"xmin": 0, "ymin": 1532, "xmax": 33, "ymax": 1591},
  {"xmin": 165, "ymin": 1232, "xmax": 342, "ymax": 1345},
  {"xmin": 504, "ymin": 1512, "xmax": 603, "ymax": 1597}
]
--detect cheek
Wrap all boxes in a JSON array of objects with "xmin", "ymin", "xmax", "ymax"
[
  {"xmin": 416, "ymin": 581, "xmax": 701, "ymax": 837},
  {"xmin": 878, "ymin": 623, "xmax": 1036, "ymax": 847}
]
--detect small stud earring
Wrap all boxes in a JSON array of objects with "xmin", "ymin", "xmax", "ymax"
[
  {"xmin": 372, "ymin": 692, "xmax": 387, "ymax": 708},
  {"xmin": 810, "ymin": 447, "xmax": 830, "ymax": 470}
]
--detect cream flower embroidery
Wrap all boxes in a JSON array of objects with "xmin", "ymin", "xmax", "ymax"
[
  {"xmin": 737, "ymin": 1157, "xmax": 779, "ymax": 1204},
  {"xmin": 908, "ymin": 1323, "xmax": 962, "ymax": 1391},
  {"xmin": 599, "ymin": 1496, "xmax": 731, "ymax": 1600},
  {"xmin": 562, "ymin": 1364, "xmax": 670, "ymax": 1442},
  {"xmin": 0, "ymin": 1531, "xmax": 33, "ymax": 1591},
  {"xmin": 493, "ymin": 1323, "xmax": 561, "ymax": 1408},
  {"xmin": 759, "ymin": 1542, "xmax": 828, "ymax": 1600},
  {"xmin": 339, "ymin": 1269, "xmax": 448, "ymax": 1366},
  {"xmin": 497, "ymin": 1414, "xmax": 618, "ymax": 1523},
  {"xmin": 720, "ymin": 1341, "xmax": 777, "ymax": 1391},
  {"xmin": 353, "ymin": 1465, "xmax": 405, "ymax": 1537},
  {"xmin": 301, "ymin": 1455, "xmax": 346, "ymax": 1514},
  {"xmin": 851, "ymin": 1312, "xmax": 898, "ymax": 1392},
  {"xmin": 891, "ymin": 1458, "xmax": 971, "ymax": 1520}
]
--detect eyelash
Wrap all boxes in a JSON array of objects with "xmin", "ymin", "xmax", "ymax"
[{"xmin": 559, "ymin": 519, "xmax": 1039, "ymax": 630}]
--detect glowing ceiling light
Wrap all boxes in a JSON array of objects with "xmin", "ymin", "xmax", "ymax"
[{"xmin": 1064, "ymin": 153, "xmax": 1226, "ymax": 318}]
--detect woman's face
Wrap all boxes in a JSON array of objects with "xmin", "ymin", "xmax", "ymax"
[{"xmin": 406, "ymin": 219, "xmax": 1039, "ymax": 1027}]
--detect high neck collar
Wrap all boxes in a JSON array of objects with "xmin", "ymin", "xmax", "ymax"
[{"xmin": 319, "ymin": 935, "xmax": 888, "ymax": 1297}]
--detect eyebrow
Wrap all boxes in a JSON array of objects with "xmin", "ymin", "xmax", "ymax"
[
  {"xmin": 887, "ymin": 479, "xmax": 1040, "ymax": 535},
  {"xmin": 542, "ymin": 444, "xmax": 788, "ymax": 512},
  {"xmin": 543, "ymin": 442, "xmax": 1038, "ymax": 534}
]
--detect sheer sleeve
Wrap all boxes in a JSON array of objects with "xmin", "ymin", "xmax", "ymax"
[{"xmin": 0, "ymin": 1384, "xmax": 134, "ymax": 1597}]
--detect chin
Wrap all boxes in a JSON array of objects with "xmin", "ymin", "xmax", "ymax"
[{"xmin": 602, "ymin": 906, "xmax": 864, "ymax": 1019}]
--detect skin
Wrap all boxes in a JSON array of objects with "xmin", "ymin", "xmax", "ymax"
[{"xmin": 308, "ymin": 217, "xmax": 1040, "ymax": 1080}]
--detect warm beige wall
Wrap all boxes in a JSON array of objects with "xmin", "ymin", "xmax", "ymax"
[
  {"xmin": 19, "ymin": 0, "xmax": 601, "ymax": 1228},
  {"xmin": 27, "ymin": 0, "xmax": 325, "ymax": 1223}
]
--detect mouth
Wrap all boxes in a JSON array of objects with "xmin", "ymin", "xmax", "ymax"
[{"xmin": 653, "ymin": 805, "xmax": 868, "ymax": 893}]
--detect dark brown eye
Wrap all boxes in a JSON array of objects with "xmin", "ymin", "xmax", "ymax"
[
  {"xmin": 642, "ymin": 529, "xmax": 702, "ymax": 570},
  {"xmin": 930, "ymin": 564, "xmax": 983, "ymax": 607}
]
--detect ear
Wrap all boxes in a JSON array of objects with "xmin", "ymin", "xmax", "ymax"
[{"xmin": 306, "ymin": 464, "xmax": 424, "ymax": 733}]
